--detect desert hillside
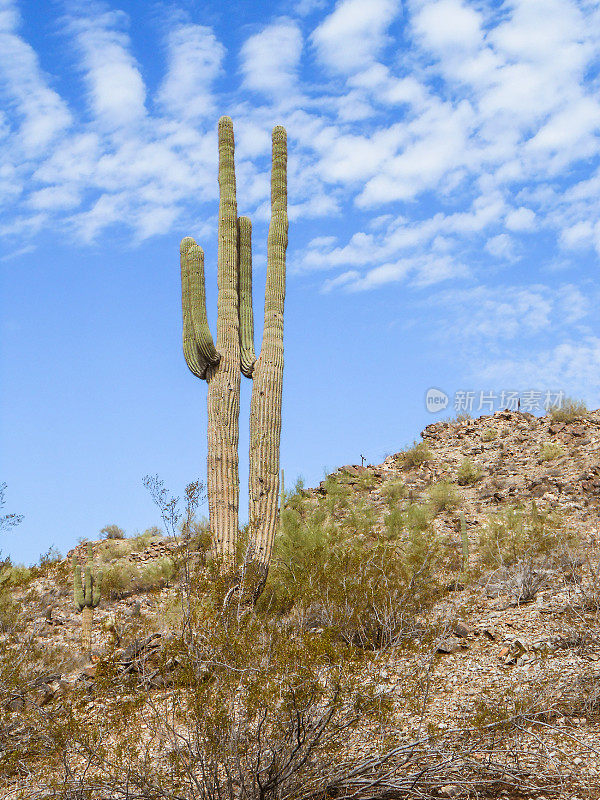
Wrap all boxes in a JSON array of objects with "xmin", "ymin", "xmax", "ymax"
[{"xmin": 1, "ymin": 407, "xmax": 600, "ymax": 799}]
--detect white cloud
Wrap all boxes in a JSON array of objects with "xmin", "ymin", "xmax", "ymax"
[
  {"xmin": 295, "ymin": 0, "xmax": 327, "ymax": 15},
  {"xmin": 69, "ymin": 10, "xmax": 147, "ymax": 128},
  {"xmin": 0, "ymin": 0, "xmax": 71, "ymax": 151},
  {"xmin": 411, "ymin": 0, "xmax": 483, "ymax": 52},
  {"xmin": 311, "ymin": 0, "xmax": 401, "ymax": 73},
  {"xmin": 158, "ymin": 24, "xmax": 224, "ymax": 119},
  {"xmin": 479, "ymin": 337, "xmax": 600, "ymax": 400},
  {"xmin": 433, "ymin": 283, "xmax": 591, "ymax": 350},
  {"xmin": 505, "ymin": 207, "xmax": 535, "ymax": 232},
  {"xmin": 241, "ymin": 20, "xmax": 303, "ymax": 95},
  {"xmin": 560, "ymin": 221, "xmax": 595, "ymax": 250},
  {"xmin": 485, "ymin": 233, "xmax": 515, "ymax": 260}
]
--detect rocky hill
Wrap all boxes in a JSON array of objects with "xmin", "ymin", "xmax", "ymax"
[{"xmin": 1, "ymin": 408, "xmax": 600, "ymax": 799}]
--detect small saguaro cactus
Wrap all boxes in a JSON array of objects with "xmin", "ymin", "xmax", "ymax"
[
  {"xmin": 460, "ymin": 513, "xmax": 470, "ymax": 577},
  {"xmin": 180, "ymin": 116, "xmax": 288, "ymax": 592},
  {"xmin": 73, "ymin": 543, "xmax": 102, "ymax": 653}
]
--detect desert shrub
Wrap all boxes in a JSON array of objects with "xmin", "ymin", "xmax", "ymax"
[
  {"xmin": 353, "ymin": 470, "xmax": 378, "ymax": 491},
  {"xmin": 35, "ymin": 590, "xmax": 397, "ymax": 800},
  {"xmin": 457, "ymin": 458, "xmax": 483, "ymax": 485},
  {"xmin": 0, "ymin": 564, "xmax": 32, "ymax": 588},
  {"xmin": 261, "ymin": 497, "xmax": 447, "ymax": 647},
  {"xmin": 102, "ymin": 556, "xmax": 176, "ymax": 599},
  {"xmin": 400, "ymin": 440, "xmax": 432, "ymax": 469},
  {"xmin": 0, "ymin": 590, "xmax": 20, "ymax": 632},
  {"xmin": 384, "ymin": 503, "xmax": 431, "ymax": 540},
  {"xmin": 341, "ymin": 498, "xmax": 378, "ymax": 538},
  {"xmin": 481, "ymin": 427, "xmax": 498, "ymax": 441},
  {"xmin": 139, "ymin": 557, "xmax": 176, "ymax": 591},
  {"xmin": 102, "ymin": 561, "xmax": 139, "ymax": 598},
  {"xmin": 321, "ymin": 473, "xmax": 352, "ymax": 511},
  {"xmin": 381, "ymin": 479, "xmax": 407, "ymax": 507},
  {"xmin": 539, "ymin": 442, "xmax": 565, "ymax": 461},
  {"xmin": 427, "ymin": 482, "xmax": 461, "ymax": 514},
  {"xmin": 100, "ymin": 524, "xmax": 126, "ymax": 539},
  {"xmin": 478, "ymin": 503, "xmax": 568, "ymax": 568},
  {"xmin": 404, "ymin": 502, "xmax": 431, "ymax": 531},
  {"xmin": 38, "ymin": 545, "xmax": 62, "ymax": 568},
  {"xmin": 444, "ymin": 412, "xmax": 472, "ymax": 424},
  {"xmin": 99, "ymin": 538, "xmax": 131, "ymax": 561},
  {"xmin": 550, "ymin": 397, "xmax": 588, "ymax": 422},
  {"xmin": 129, "ymin": 528, "xmax": 162, "ymax": 550},
  {"xmin": 185, "ymin": 517, "xmax": 212, "ymax": 554},
  {"xmin": 284, "ymin": 477, "xmax": 308, "ymax": 513},
  {"xmin": 142, "ymin": 525, "xmax": 163, "ymax": 538}
]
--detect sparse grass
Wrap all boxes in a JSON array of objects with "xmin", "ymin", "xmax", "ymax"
[
  {"xmin": 539, "ymin": 442, "xmax": 565, "ymax": 462},
  {"xmin": 550, "ymin": 397, "xmax": 588, "ymax": 422},
  {"xmin": 457, "ymin": 458, "xmax": 483, "ymax": 485},
  {"xmin": 427, "ymin": 481, "xmax": 461, "ymax": 514},
  {"xmin": 399, "ymin": 440, "xmax": 432, "ymax": 469},
  {"xmin": 481, "ymin": 427, "xmax": 498, "ymax": 441}
]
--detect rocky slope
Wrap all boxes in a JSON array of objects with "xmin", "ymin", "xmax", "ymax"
[{"xmin": 2, "ymin": 408, "xmax": 600, "ymax": 799}]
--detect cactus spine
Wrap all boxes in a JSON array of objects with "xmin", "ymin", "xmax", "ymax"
[
  {"xmin": 73, "ymin": 543, "xmax": 102, "ymax": 653},
  {"xmin": 180, "ymin": 117, "xmax": 287, "ymax": 588}
]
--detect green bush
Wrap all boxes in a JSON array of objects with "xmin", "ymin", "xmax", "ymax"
[
  {"xmin": 102, "ymin": 562, "xmax": 139, "ymax": 599},
  {"xmin": 0, "ymin": 564, "xmax": 32, "ymax": 588},
  {"xmin": 550, "ymin": 397, "xmax": 588, "ymax": 422},
  {"xmin": 478, "ymin": 503, "xmax": 568, "ymax": 568},
  {"xmin": 380, "ymin": 479, "xmax": 407, "ymax": 507},
  {"xmin": 260, "ymin": 495, "xmax": 448, "ymax": 648},
  {"xmin": 538, "ymin": 442, "xmax": 565, "ymax": 462},
  {"xmin": 427, "ymin": 482, "xmax": 461, "ymax": 514},
  {"xmin": 457, "ymin": 458, "xmax": 483, "ymax": 485},
  {"xmin": 384, "ymin": 503, "xmax": 430, "ymax": 541},
  {"xmin": 139, "ymin": 557, "xmax": 175, "ymax": 590},
  {"xmin": 400, "ymin": 441, "xmax": 432, "ymax": 469},
  {"xmin": 481, "ymin": 428, "xmax": 498, "ymax": 441}
]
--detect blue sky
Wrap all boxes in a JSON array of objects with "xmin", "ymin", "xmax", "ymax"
[{"xmin": 1, "ymin": 0, "xmax": 599, "ymax": 564}]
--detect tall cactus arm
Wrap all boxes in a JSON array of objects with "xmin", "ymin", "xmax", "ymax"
[
  {"xmin": 180, "ymin": 237, "xmax": 220, "ymax": 379},
  {"xmin": 248, "ymin": 125, "xmax": 288, "ymax": 571},
  {"xmin": 205, "ymin": 115, "xmax": 242, "ymax": 561},
  {"xmin": 238, "ymin": 216, "xmax": 256, "ymax": 378},
  {"xmin": 74, "ymin": 564, "xmax": 84, "ymax": 610},
  {"xmin": 92, "ymin": 571, "xmax": 102, "ymax": 607},
  {"xmin": 84, "ymin": 564, "xmax": 92, "ymax": 604}
]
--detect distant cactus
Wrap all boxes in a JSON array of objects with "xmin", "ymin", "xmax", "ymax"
[
  {"xmin": 180, "ymin": 117, "xmax": 287, "ymax": 595},
  {"xmin": 460, "ymin": 514, "xmax": 470, "ymax": 576},
  {"xmin": 73, "ymin": 543, "xmax": 102, "ymax": 653}
]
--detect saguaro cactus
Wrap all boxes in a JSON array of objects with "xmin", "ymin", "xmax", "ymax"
[
  {"xmin": 73, "ymin": 544, "xmax": 102, "ymax": 653},
  {"xmin": 180, "ymin": 116, "xmax": 287, "ymax": 588}
]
